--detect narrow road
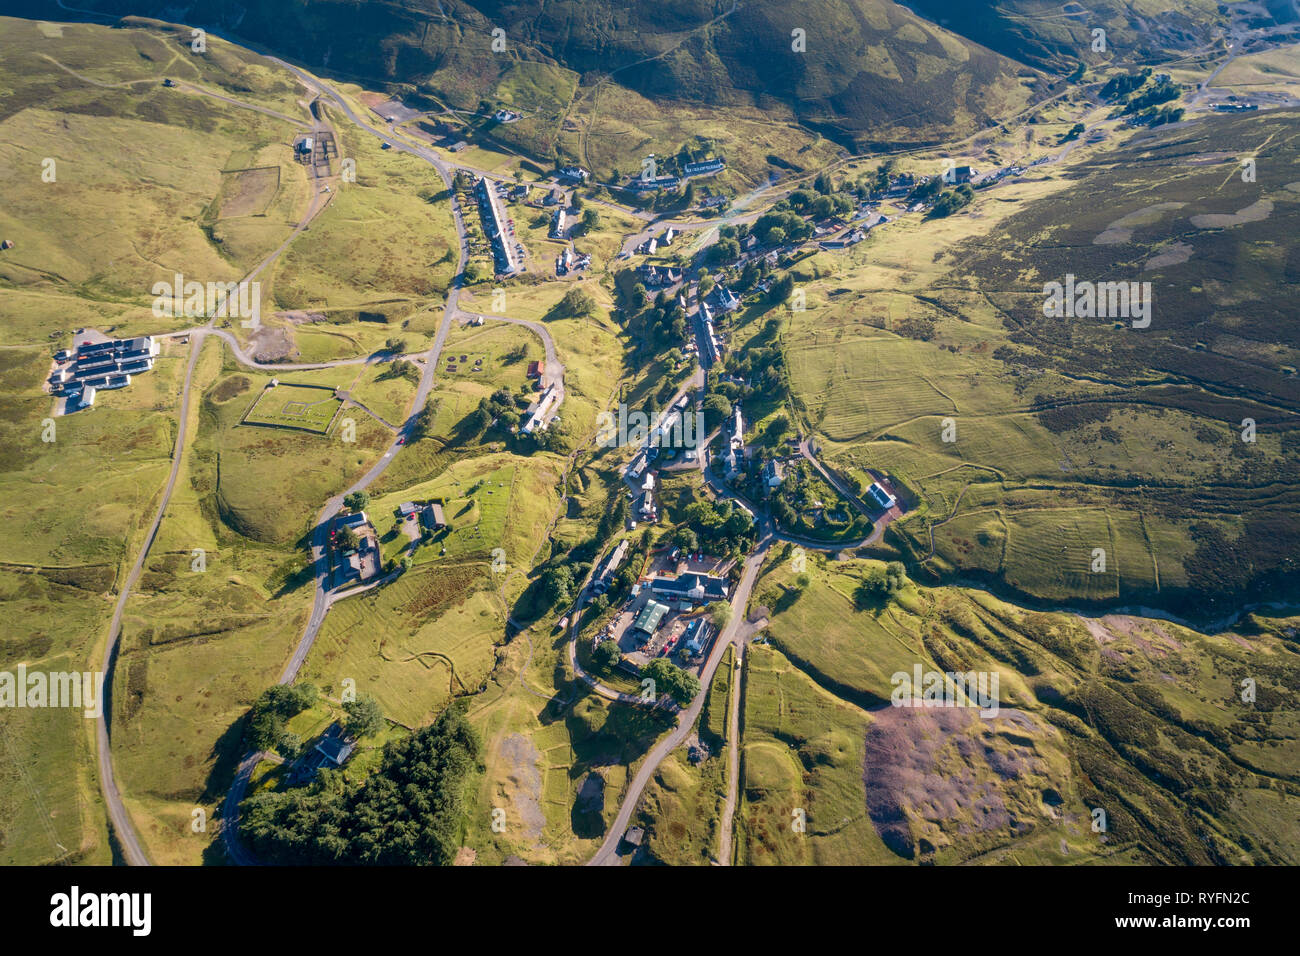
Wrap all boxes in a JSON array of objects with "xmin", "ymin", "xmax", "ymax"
[{"xmin": 95, "ymin": 333, "xmax": 205, "ymax": 868}]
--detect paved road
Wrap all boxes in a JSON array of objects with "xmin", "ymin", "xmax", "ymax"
[{"xmin": 587, "ymin": 540, "xmax": 769, "ymax": 865}]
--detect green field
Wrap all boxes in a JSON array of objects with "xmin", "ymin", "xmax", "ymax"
[{"xmin": 241, "ymin": 382, "xmax": 343, "ymax": 434}]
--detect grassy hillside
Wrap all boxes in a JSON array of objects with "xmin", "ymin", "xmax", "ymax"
[
  {"xmin": 905, "ymin": 0, "xmax": 1233, "ymax": 71},
  {"xmin": 784, "ymin": 107, "xmax": 1300, "ymax": 617},
  {"xmin": 55, "ymin": 0, "xmax": 1043, "ymax": 153},
  {"xmin": 734, "ymin": 552, "xmax": 1300, "ymax": 865}
]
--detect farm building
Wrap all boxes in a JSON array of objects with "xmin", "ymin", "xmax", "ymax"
[
  {"xmin": 592, "ymin": 540, "xmax": 629, "ymax": 595},
  {"xmin": 420, "ymin": 503, "xmax": 447, "ymax": 531},
  {"xmin": 633, "ymin": 601, "xmax": 670, "ymax": 635}
]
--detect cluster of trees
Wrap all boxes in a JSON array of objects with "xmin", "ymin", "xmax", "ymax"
[
  {"xmin": 570, "ymin": 206, "xmax": 600, "ymax": 237},
  {"xmin": 853, "ymin": 561, "xmax": 908, "ymax": 608},
  {"xmin": 681, "ymin": 498, "xmax": 756, "ymax": 557},
  {"xmin": 246, "ymin": 683, "xmax": 319, "ymax": 757},
  {"xmin": 707, "ymin": 325, "xmax": 787, "ymax": 419},
  {"xmin": 1059, "ymin": 122, "xmax": 1086, "ymax": 143},
  {"xmin": 767, "ymin": 460, "xmax": 871, "ymax": 541},
  {"xmin": 1123, "ymin": 76, "xmax": 1181, "ymax": 114},
  {"xmin": 1139, "ymin": 105, "xmax": 1184, "ymax": 127},
  {"xmin": 703, "ymin": 392, "xmax": 732, "ymax": 431},
  {"xmin": 410, "ymin": 398, "xmax": 438, "ymax": 440},
  {"xmin": 711, "ymin": 234, "xmax": 742, "ymax": 265},
  {"xmin": 904, "ymin": 175, "xmax": 976, "ymax": 219},
  {"xmin": 467, "ymin": 387, "xmax": 530, "ymax": 434},
  {"xmin": 342, "ymin": 491, "xmax": 369, "ymax": 512},
  {"xmin": 540, "ymin": 563, "xmax": 577, "ymax": 607},
  {"xmin": 767, "ymin": 273, "xmax": 795, "ymax": 306},
  {"xmin": 343, "ymin": 695, "xmax": 385, "ymax": 737},
  {"xmin": 641, "ymin": 657, "xmax": 701, "ymax": 707},
  {"xmin": 554, "ymin": 286, "xmax": 597, "ymax": 319},
  {"xmin": 752, "ymin": 207, "xmax": 813, "ymax": 247},
  {"xmin": 380, "ymin": 358, "xmax": 421, "ymax": 386},
  {"xmin": 927, "ymin": 184, "xmax": 974, "ymax": 219},
  {"xmin": 785, "ymin": 184, "xmax": 855, "ymax": 220},
  {"xmin": 1100, "ymin": 68, "xmax": 1153, "ymax": 101},
  {"xmin": 622, "ymin": 286, "xmax": 688, "ymax": 347},
  {"xmin": 240, "ymin": 707, "xmax": 481, "ymax": 866},
  {"xmin": 592, "ymin": 638, "xmax": 622, "ymax": 670},
  {"xmin": 907, "ymin": 176, "xmax": 943, "ymax": 204},
  {"xmin": 708, "ymin": 601, "xmax": 732, "ymax": 628}
]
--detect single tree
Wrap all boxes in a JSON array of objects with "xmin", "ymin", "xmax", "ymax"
[{"xmin": 344, "ymin": 694, "xmax": 384, "ymax": 738}]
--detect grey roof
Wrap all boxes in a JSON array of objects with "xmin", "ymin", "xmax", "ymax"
[
  {"xmin": 649, "ymin": 573, "xmax": 727, "ymax": 602},
  {"xmin": 315, "ymin": 736, "xmax": 355, "ymax": 766}
]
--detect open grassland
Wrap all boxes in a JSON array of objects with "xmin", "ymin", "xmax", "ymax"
[
  {"xmin": 368, "ymin": 455, "xmax": 561, "ymax": 582},
  {"xmin": 632, "ymin": 641, "xmax": 733, "ymax": 865},
  {"xmin": 439, "ymin": 321, "xmax": 536, "ymax": 395},
  {"xmin": 737, "ymin": 642, "xmax": 891, "ymax": 865},
  {"xmin": 635, "ymin": 750, "xmax": 727, "ymax": 865},
  {"xmin": 109, "ymin": 338, "xmax": 317, "ymax": 864},
  {"xmin": 463, "ymin": 675, "xmax": 679, "ymax": 864},
  {"xmin": 152, "ymin": 0, "xmax": 1041, "ymax": 161},
  {"xmin": 902, "ymin": 0, "xmax": 1226, "ymax": 71},
  {"xmin": 743, "ymin": 554, "xmax": 1300, "ymax": 864},
  {"xmin": 458, "ymin": 280, "xmax": 628, "ymax": 441},
  {"xmin": 301, "ymin": 564, "xmax": 505, "ymax": 729},
  {"xmin": 783, "ymin": 109, "xmax": 1300, "ymax": 616},
  {"xmin": 0, "ymin": 18, "xmax": 310, "ymax": 315},
  {"xmin": 560, "ymin": 81, "xmax": 843, "ymax": 188},
  {"xmin": 267, "ymin": 115, "xmax": 460, "ymax": 312},
  {"xmin": 345, "ymin": 360, "xmax": 418, "ymax": 427},
  {"xmin": 0, "ymin": 289, "xmax": 164, "ymax": 349}
]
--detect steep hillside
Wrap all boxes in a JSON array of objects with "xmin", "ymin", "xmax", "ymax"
[
  {"xmin": 41, "ymin": 0, "xmax": 1045, "ymax": 152},
  {"xmin": 904, "ymin": 0, "xmax": 1231, "ymax": 71}
]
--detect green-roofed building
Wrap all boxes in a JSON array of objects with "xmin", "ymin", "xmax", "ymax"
[{"xmin": 633, "ymin": 600, "xmax": 670, "ymax": 635}]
